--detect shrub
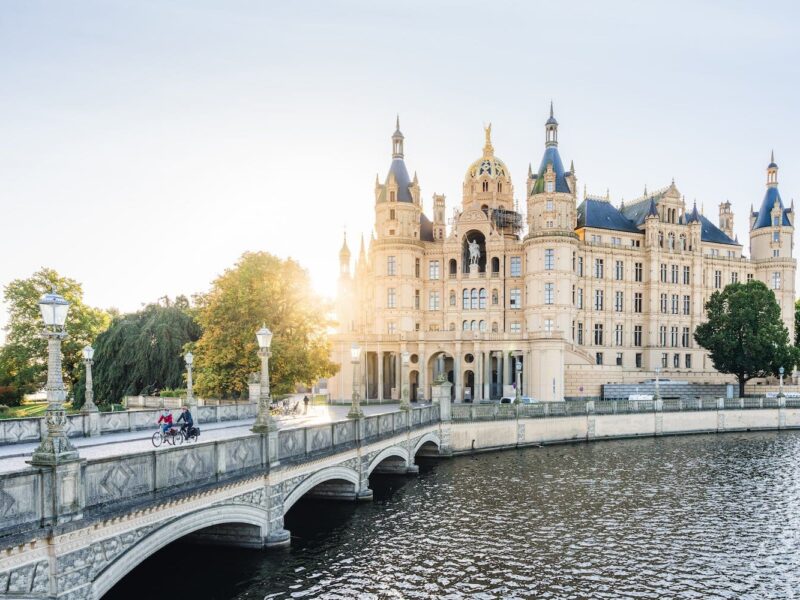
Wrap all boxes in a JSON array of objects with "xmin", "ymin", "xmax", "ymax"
[
  {"xmin": 0, "ymin": 386, "xmax": 21, "ymax": 407},
  {"xmin": 158, "ymin": 388, "xmax": 187, "ymax": 398}
]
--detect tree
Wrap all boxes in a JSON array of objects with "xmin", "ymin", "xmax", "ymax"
[
  {"xmin": 193, "ymin": 252, "xmax": 338, "ymax": 398},
  {"xmin": 76, "ymin": 299, "xmax": 201, "ymax": 406},
  {"xmin": 0, "ymin": 268, "xmax": 110, "ymax": 405},
  {"xmin": 695, "ymin": 280, "xmax": 800, "ymax": 397},
  {"xmin": 795, "ymin": 298, "xmax": 800, "ymax": 346}
]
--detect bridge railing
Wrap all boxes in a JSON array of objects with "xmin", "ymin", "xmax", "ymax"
[
  {"xmin": 450, "ymin": 397, "xmax": 790, "ymax": 421},
  {"xmin": 0, "ymin": 403, "xmax": 259, "ymax": 446},
  {"xmin": 277, "ymin": 405, "xmax": 439, "ymax": 463}
]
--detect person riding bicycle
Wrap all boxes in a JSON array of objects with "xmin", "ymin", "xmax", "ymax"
[
  {"xmin": 157, "ymin": 408, "xmax": 174, "ymax": 435},
  {"xmin": 176, "ymin": 405, "xmax": 194, "ymax": 436}
]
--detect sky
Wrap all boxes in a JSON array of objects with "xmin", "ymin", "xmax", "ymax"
[{"xmin": 1, "ymin": 0, "xmax": 799, "ymax": 341}]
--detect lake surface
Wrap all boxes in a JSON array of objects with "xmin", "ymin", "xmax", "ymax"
[{"xmin": 107, "ymin": 431, "xmax": 800, "ymax": 599}]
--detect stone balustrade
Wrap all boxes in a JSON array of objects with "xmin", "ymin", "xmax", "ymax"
[{"xmin": 0, "ymin": 403, "xmax": 258, "ymax": 446}]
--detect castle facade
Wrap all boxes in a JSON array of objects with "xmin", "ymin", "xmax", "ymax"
[{"xmin": 329, "ymin": 109, "xmax": 795, "ymax": 402}]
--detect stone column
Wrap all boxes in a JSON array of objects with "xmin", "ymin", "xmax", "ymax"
[
  {"xmin": 396, "ymin": 351, "xmax": 402, "ymax": 401},
  {"xmin": 377, "ymin": 351, "xmax": 384, "ymax": 402},
  {"xmin": 418, "ymin": 345, "xmax": 426, "ymax": 402},
  {"xmin": 484, "ymin": 351, "xmax": 491, "ymax": 400},
  {"xmin": 503, "ymin": 351, "xmax": 511, "ymax": 396},
  {"xmin": 454, "ymin": 343, "xmax": 462, "ymax": 402},
  {"xmin": 474, "ymin": 346, "xmax": 483, "ymax": 402}
]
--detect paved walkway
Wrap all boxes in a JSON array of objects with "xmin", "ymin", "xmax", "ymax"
[{"xmin": 0, "ymin": 404, "xmax": 404, "ymax": 474}]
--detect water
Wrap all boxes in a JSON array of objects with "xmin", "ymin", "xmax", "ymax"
[{"xmin": 107, "ymin": 432, "xmax": 800, "ymax": 599}]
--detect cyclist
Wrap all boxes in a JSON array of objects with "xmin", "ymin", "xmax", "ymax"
[
  {"xmin": 176, "ymin": 405, "xmax": 194, "ymax": 437},
  {"xmin": 157, "ymin": 408, "xmax": 174, "ymax": 435}
]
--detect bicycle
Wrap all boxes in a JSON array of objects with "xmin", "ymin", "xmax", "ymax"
[
  {"xmin": 151, "ymin": 426, "xmax": 183, "ymax": 447},
  {"xmin": 178, "ymin": 424, "xmax": 200, "ymax": 443}
]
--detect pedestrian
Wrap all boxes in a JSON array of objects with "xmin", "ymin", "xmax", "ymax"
[{"xmin": 303, "ymin": 395, "xmax": 310, "ymax": 415}]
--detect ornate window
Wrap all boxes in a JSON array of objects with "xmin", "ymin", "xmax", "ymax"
[
  {"xmin": 479, "ymin": 288, "xmax": 487, "ymax": 309},
  {"xmin": 471, "ymin": 288, "xmax": 478, "ymax": 310}
]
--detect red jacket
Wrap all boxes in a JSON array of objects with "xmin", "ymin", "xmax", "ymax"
[{"xmin": 158, "ymin": 413, "xmax": 173, "ymax": 425}]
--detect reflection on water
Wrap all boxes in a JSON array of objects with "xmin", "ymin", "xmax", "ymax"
[{"xmin": 107, "ymin": 431, "xmax": 800, "ymax": 599}]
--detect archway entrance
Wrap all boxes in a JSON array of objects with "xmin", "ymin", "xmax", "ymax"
[
  {"xmin": 409, "ymin": 369, "xmax": 419, "ymax": 402},
  {"xmin": 463, "ymin": 370, "xmax": 474, "ymax": 403}
]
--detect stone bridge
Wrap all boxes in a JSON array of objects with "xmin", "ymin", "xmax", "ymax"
[
  {"xmin": 3, "ymin": 394, "xmax": 800, "ymax": 599},
  {"xmin": 0, "ymin": 405, "xmax": 443, "ymax": 599}
]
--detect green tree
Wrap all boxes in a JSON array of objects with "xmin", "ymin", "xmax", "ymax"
[
  {"xmin": 695, "ymin": 280, "xmax": 800, "ymax": 397},
  {"xmin": 193, "ymin": 252, "xmax": 337, "ymax": 398},
  {"xmin": 77, "ymin": 299, "xmax": 201, "ymax": 405},
  {"xmin": 795, "ymin": 298, "xmax": 800, "ymax": 346},
  {"xmin": 0, "ymin": 268, "xmax": 110, "ymax": 405}
]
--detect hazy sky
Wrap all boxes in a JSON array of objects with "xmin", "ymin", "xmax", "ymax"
[{"xmin": 2, "ymin": 1, "xmax": 799, "ymax": 340}]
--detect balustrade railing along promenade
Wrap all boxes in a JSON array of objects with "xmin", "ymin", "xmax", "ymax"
[{"xmin": 450, "ymin": 396, "xmax": 796, "ymax": 421}]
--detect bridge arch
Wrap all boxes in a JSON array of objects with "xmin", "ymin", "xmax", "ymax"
[
  {"xmin": 366, "ymin": 446, "xmax": 410, "ymax": 477},
  {"xmin": 94, "ymin": 503, "xmax": 268, "ymax": 599},
  {"xmin": 283, "ymin": 466, "xmax": 360, "ymax": 514},
  {"xmin": 413, "ymin": 432, "xmax": 441, "ymax": 457}
]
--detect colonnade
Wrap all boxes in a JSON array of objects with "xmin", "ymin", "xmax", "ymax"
[{"xmin": 359, "ymin": 346, "xmax": 531, "ymax": 403}]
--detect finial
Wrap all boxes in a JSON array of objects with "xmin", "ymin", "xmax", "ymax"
[
  {"xmin": 701, "ymin": 202, "xmax": 704, "ymax": 214},
  {"xmin": 606, "ymin": 188, "xmax": 610, "ymax": 200},
  {"xmin": 483, "ymin": 122, "xmax": 493, "ymax": 155},
  {"xmin": 583, "ymin": 184, "xmax": 587, "ymax": 199},
  {"xmin": 528, "ymin": 163, "xmax": 532, "ymax": 178},
  {"xmin": 550, "ymin": 100, "xmax": 554, "ymax": 118},
  {"xmin": 620, "ymin": 196, "xmax": 625, "ymax": 209},
  {"xmin": 771, "ymin": 149, "xmax": 775, "ymax": 164},
  {"xmin": 396, "ymin": 114, "xmax": 400, "ymax": 132},
  {"xmin": 413, "ymin": 171, "xmax": 418, "ymax": 184},
  {"xmin": 644, "ymin": 184, "xmax": 648, "ymax": 197},
  {"xmin": 570, "ymin": 159, "xmax": 575, "ymax": 174}
]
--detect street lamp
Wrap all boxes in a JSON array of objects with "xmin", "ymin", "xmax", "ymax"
[
  {"xmin": 30, "ymin": 289, "xmax": 79, "ymax": 466},
  {"xmin": 252, "ymin": 325, "xmax": 277, "ymax": 433},
  {"xmin": 514, "ymin": 358, "xmax": 522, "ymax": 404},
  {"xmin": 81, "ymin": 345, "xmax": 98, "ymax": 413},
  {"xmin": 348, "ymin": 343, "xmax": 364, "ymax": 418},
  {"xmin": 778, "ymin": 366, "xmax": 785, "ymax": 398},
  {"xmin": 400, "ymin": 351, "xmax": 411, "ymax": 410},
  {"xmin": 184, "ymin": 351, "xmax": 196, "ymax": 414}
]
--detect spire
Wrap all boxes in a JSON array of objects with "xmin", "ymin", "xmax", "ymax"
[
  {"xmin": 570, "ymin": 159, "xmax": 574, "ymax": 174},
  {"xmin": 647, "ymin": 197, "xmax": 659, "ymax": 218},
  {"xmin": 339, "ymin": 230, "xmax": 351, "ymax": 274},
  {"xmin": 643, "ymin": 184, "xmax": 648, "ymax": 197},
  {"xmin": 527, "ymin": 163, "xmax": 532, "ymax": 178},
  {"xmin": 545, "ymin": 102, "xmax": 558, "ymax": 146},
  {"xmin": 358, "ymin": 234, "xmax": 366, "ymax": 262},
  {"xmin": 340, "ymin": 230, "xmax": 350, "ymax": 256},
  {"xmin": 771, "ymin": 149, "xmax": 775, "ymax": 164},
  {"xmin": 483, "ymin": 123, "xmax": 494, "ymax": 156},
  {"xmin": 391, "ymin": 115, "xmax": 404, "ymax": 159}
]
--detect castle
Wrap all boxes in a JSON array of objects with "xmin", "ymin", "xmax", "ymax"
[{"xmin": 329, "ymin": 107, "xmax": 795, "ymax": 402}]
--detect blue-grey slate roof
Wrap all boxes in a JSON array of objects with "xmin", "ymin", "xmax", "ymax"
[
  {"xmin": 377, "ymin": 158, "xmax": 413, "ymax": 203},
  {"xmin": 697, "ymin": 214, "xmax": 738, "ymax": 245},
  {"xmin": 577, "ymin": 199, "xmax": 640, "ymax": 233},
  {"xmin": 620, "ymin": 198, "xmax": 658, "ymax": 226},
  {"xmin": 531, "ymin": 146, "xmax": 570, "ymax": 194},
  {"xmin": 752, "ymin": 186, "xmax": 791, "ymax": 229},
  {"xmin": 420, "ymin": 214, "xmax": 434, "ymax": 241}
]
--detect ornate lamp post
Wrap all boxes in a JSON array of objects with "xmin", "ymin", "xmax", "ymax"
[
  {"xmin": 514, "ymin": 358, "xmax": 522, "ymax": 404},
  {"xmin": 81, "ymin": 345, "xmax": 98, "ymax": 413},
  {"xmin": 400, "ymin": 351, "xmax": 411, "ymax": 410},
  {"xmin": 778, "ymin": 366, "xmax": 785, "ymax": 399},
  {"xmin": 184, "ymin": 351, "xmax": 197, "ymax": 415},
  {"xmin": 252, "ymin": 325, "xmax": 276, "ymax": 433},
  {"xmin": 348, "ymin": 343, "xmax": 364, "ymax": 419},
  {"xmin": 30, "ymin": 290, "xmax": 79, "ymax": 466}
]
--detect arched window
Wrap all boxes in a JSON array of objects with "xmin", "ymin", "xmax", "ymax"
[
  {"xmin": 449, "ymin": 259, "xmax": 457, "ymax": 276},
  {"xmin": 479, "ymin": 288, "xmax": 487, "ymax": 309},
  {"xmin": 479, "ymin": 320, "xmax": 487, "ymax": 332},
  {"xmin": 449, "ymin": 291, "xmax": 456, "ymax": 306},
  {"xmin": 491, "ymin": 257, "xmax": 500, "ymax": 273},
  {"xmin": 492, "ymin": 289, "xmax": 499, "ymax": 305},
  {"xmin": 497, "ymin": 182, "xmax": 502, "ymax": 193},
  {"xmin": 462, "ymin": 320, "xmax": 469, "ymax": 331},
  {"xmin": 482, "ymin": 181, "xmax": 488, "ymax": 192},
  {"xmin": 471, "ymin": 320, "xmax": 478, "ymax": 331},
  {"xmin": 471, "ymin": 288, "xmax": 478, "ymax": 310},
  {"xmin": 491, "ymin": 322, "xmax": 498, "ymax": 333},
  {"xmin": 462, "ymin": 289, "xmax": 469, "ymax": 309}
]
